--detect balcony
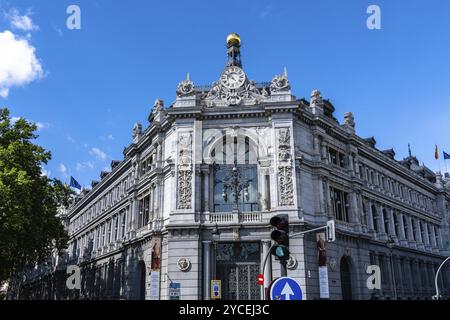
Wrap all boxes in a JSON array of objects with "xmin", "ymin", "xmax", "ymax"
[{"xmin": 204, "ymin": 211, "xmax": 266, "ymax": 224}]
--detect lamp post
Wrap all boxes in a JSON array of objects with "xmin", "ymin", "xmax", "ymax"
[
  {"xmin": 221, "ymin": 161, "xmax": 250, "ymax": 212},
  {"xmin": 386, "ymin": 236, "xmax": 397, "ymax": 300},
  {"xmin": 433, "ymin": 256, "xmax": 450, "ymax": 300},
  {"xmin": 211, "ymin": 224, "xmax": 221, "ymax": 280}
]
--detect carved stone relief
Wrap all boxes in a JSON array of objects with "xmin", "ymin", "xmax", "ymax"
[{"xmin": 177, "ymin": 132, "xmax": 192, "ymax": 209}]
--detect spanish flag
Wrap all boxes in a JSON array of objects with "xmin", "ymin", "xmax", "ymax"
[{"xmin": 435, "ymin": 145, "xmax": 439, "ymax": 160}]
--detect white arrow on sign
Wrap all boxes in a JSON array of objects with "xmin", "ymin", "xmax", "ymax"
[{"xmin": 281, "ymin": 282, "xmax": 294, "ymax": 300}]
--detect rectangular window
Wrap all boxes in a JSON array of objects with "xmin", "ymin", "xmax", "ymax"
[
  {"xmin": 138, "ymin": 199, "xmax": 144, "ymax": 228},
  {"xmin": 102, "ymin": 224, "xmax": 106, "ymax": 246},
  {"xmin": 114, "ymin": 215, "xmax": 118, "ymax": 241},
  {"xmin": 328, "ymin": 148, "xmax": 346, "ymax": 168},
  {"xmin": 329, "ymin": 186, "xmax": 350, "ymax": 222},
  {"xmin": 121, "ymin": 209, "xmax": 127, "ymax": 239}
]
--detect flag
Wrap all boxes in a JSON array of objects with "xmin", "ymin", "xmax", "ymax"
[
  {"xmin": 444, "ymin": 151, "xmax": 450, "ymax": 160},
  {"xmin": 69, "ymin": 176, "xmax": 82, "ymax": 190},
  {"xmin": 435, "ymin": 145, "xmax": 439, "ymax": 160}
]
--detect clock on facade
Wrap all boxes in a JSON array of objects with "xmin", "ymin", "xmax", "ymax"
[{"xmin": 220, "ymin": 66, "xmax": 246, "ymax": 89}]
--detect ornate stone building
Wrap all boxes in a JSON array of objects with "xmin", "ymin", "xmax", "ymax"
[{"xmin": 9, "ymin": 33, "xmax": 450, "ymax": 300}]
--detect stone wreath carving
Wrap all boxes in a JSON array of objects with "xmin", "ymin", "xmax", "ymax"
[
  {"xmin": 270, "ymin": 74, "xmax": 290, "ymax": 92},
  {"xmin": 287, "ymin": 254, "xmax": 298, "ymax": 270},
  {"xmin": 176, "ymin": 78, "xmax": 195, "ymax": 97},
  {"xmin": 177, "ymin": 257, "xmax": 191, "ymax": 272}
]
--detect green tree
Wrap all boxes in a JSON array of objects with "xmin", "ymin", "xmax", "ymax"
[{"xmin": 0, "ymin": 108, "xmax": 70, "ymax": 282}]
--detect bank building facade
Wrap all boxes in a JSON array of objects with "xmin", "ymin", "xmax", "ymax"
[{"xmin": 9, "ymin": 33, "xmax": 450, "ymax": 300}]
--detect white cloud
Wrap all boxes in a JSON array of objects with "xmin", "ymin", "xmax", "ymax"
[
  {"xmin": 10, "ymin": 116, "xmax": 49, "ymax": 130},
  {"xmin": 10, "ymin": 116, "xmax": 20, "ymax": 123},
  {"xmin": 5, "ymin": 8, "xmax": 39, "ymax": 32},
  {"xmin": 90, "ymin": 147, "xmax": 107, "ymax": 161},
  {"xmin": 58, "ymin": 163, "xmax": 67, "ymax": 174},
  {"xmin": 0, "ymin": 30, "xmax": 43, "ymax": 98},
  {"xmin": 75, "ymin": 161, "xmax": 94, "ymax": 172},
  {"xmin": 100, "ymin": 134, "xmax": 114, "ymax": 141},
  {"xmin": 66, "ymin": 135, "xmax": 75, "ymax": 143},
  {"xmin": 40, "ymin": 166, "xmax": 51, "ymax": 177},
  {"xmin": 35, "ymin": 121, "xmax": 50, "ymax": 130},
  {"xmin": 259, "ymin": 5, "xmax": 272, "ymax": 19}
]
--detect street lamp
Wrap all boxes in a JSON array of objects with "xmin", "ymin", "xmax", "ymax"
[
  {"xmin": 433, "ymin": 256, "xmax": 450, "ymax": 300},
  {"xmin": 211, "ymin": 224, "xmax": 221, "ymax": 280},
  {"xmin": 221, "ymin": 161, "xmax": 250, "ymax": 212},
  {"xmin": 386, "ymin": 236, "xmax": 397, "ymax": 300}
]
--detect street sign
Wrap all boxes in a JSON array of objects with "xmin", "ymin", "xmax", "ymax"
[
  {"xmin": 257, "ymin": 274, "xmax": 264, "ymax": 286},
  {"xmin": 211, "ymin": 280, "xmax": 221, "ymax": 299},
  {"xmin": 169, "ymin": 282, "xmax": 180, "ymax": 300},
  {"xmin": 149, "ymin": 271, "xmax": 160, "ymax": 300},
  {"xmin": 269, "ymin": 277, "xmax": 303, "ymax": 300},
  {"xmin": 318, "ymin": 266, "xmax": 330, "ymax": 299}
]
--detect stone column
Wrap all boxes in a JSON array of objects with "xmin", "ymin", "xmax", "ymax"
[
  {"xmin": 203, "ymin": 241, "xmax": 211, "ymax": 300},
  {"xmin": 367, "ymin": 200, "xmax": 375, "ymax": 232},
  {"xmin": 414, "ymin": 219, "xmax": 424, "ymax": 249},
  {"xmin": 423, "ymin": 222, "xmax": 431, "ymax": 249},
  {"xmin": 260, "ymin": 169, "xmax": 267, "ymax": 211},
  {"xmin": 357, "ymin": 194, "xmax": 367, "ymax": 231},
  {"xmin": 388, "ymin": 208, "xmax": 397, "ymax": 239},
  {"xmin": 321, "ymin": 142, "xmax": 328, "ymax": 164},
  {"xmin": 395, "ymin": 257, "xmax": 403, "ymax": 297},
  {"xmin": 203, "ymin": 169, "xmax": 210, "ymax": 213},
  {"xmin": 323, "ymin": 178, "xmax": 332, "ymax": 219},
  {"xmin": 435, "ymin": 227, "xmax": 442, "ymax": 249},
  {"xmin": 407, "ymin": 216, "xmax": 416, "ymax": 247},
  {"xmin": 377, "ymin": 204, "xmax": 387, "ymax": 236},
  {"xmin": 349, "ymin": 192, "xmax": 359, "ymax": 224},
  {"xmin": 262, "ymin": 241, "xmax": 272, "ymax": 296},
  {"xmin": 348, "ymin": 153, "xmax": 355, "ymax": 176},
  {"xmin": 397, "ymin": 212, "xmax": 408, "ymax": 246},
  {"xmin": 195, "ymin": 169, "xmax": 202, "ymax": 212},
  {"xmin": 430, "ymin": 225, "xmax": 438, "ymax": 249},
  {"xmin": 353, "ymin": 155, "xmax": 360, "ymax": 178},
  {"xmin": 129, "ymin": 198, "xmax": 138, "ymax": 236},
  {"xmin": 155, "ymin": 181, "xmax": 161, "ymax": 219}
]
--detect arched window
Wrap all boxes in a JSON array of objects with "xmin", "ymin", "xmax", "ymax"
[{"xmin": 213, "ymin": 136, "xmax": 259, "ymax": 212}]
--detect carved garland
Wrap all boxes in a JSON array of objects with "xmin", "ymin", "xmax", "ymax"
[
  {"xmin": 277, "ymin": 128, "xmax": 294, "ymax": 206},
  {"xmin": 177, "ymin": 133, "xmax": 193, "ymax": 209}
]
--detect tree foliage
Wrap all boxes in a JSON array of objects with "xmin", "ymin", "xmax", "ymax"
[{"xmin": 0, "ymin": 108, "xmax": 70, "ymax": 282}]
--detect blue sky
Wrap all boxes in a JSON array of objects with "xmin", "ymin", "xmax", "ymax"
[{"xmin": 1, "ymin": 0, "xmax": 450, "ymax": 186}]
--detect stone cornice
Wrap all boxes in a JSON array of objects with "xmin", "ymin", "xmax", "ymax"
[{"xmin": 69, "ymin": 158, "xmax": 133, "ymax": 217}]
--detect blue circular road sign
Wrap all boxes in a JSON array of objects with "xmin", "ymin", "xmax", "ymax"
[{"xmin": 270, "ymin": 277, "xmax": 303, "ymax": 300}]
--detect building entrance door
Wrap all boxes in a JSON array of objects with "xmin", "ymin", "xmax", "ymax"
[{"xmin": 215, "ymin": 242, "xmax": 260, "ymax": 300}]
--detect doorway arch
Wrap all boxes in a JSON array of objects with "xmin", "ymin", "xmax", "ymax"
[
  {"xmin": 340, "ymin": 256, "xmax": 353, "ymax": 300},
  {"xmin": 137, "ymin": 261, "xmax": 146, "ymax": 300}
]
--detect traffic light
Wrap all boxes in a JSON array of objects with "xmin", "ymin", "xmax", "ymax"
[
  {"xmin": 326, "ymin": 220, "xmax": 335, "ymax": 242},
  {"xmin": 270, "ymin": 214, "xmax": 290, "ymax": 261}
]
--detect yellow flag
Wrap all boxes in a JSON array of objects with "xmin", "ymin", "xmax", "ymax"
[{"xmin": 435, "ymin": 145, "xmax": 439, "ymax": 160}]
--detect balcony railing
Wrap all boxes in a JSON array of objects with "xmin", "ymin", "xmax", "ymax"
[{"xmin": 205, "ymin": 211, "xmax": 265, "ymax": 224}]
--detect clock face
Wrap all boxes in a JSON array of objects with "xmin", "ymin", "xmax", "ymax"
[{"xmin": 220, "ymin": 66, "xmax": 246, "ymax": 89}]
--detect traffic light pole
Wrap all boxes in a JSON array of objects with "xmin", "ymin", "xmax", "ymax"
[{"xmin": 280, "ymin": 260, "xmax": 287, "ymax": 277}]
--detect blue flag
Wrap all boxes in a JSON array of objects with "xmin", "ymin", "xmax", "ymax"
[
  {"xmin": 69, "ymin": 176, "xmax": 82, "ymax": 190},
  {"xmin": 444, "ymin": 151, "xmax": 450, "ymax": 160}
]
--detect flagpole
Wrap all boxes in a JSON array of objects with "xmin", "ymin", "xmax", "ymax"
[{"xmin": 436, "ymin": 145, "xmax": 442, "ymax": 174}]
